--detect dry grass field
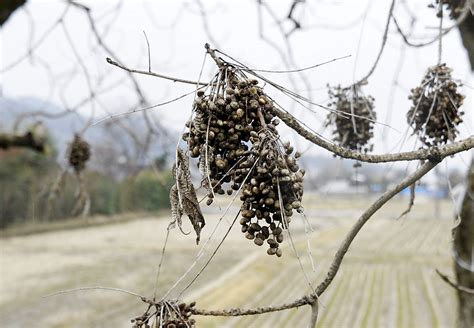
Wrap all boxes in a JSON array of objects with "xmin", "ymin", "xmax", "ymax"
[{"xmin": 0, "ymin": 194, "xmax": 458, "ymax": 327}]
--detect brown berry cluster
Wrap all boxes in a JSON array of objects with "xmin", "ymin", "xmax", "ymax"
[
  {"xmin": 131, "ymin": 301, "xmax": 196, "ymax": 328},
  {"xmin": 182, "ymin": 67, "xmax": 305, "ymax": 255},
  {"xmin": 326, "ymin": 85, "xmax": 376, "ymax": 153},
  {"xmin": 68, "ymin": 134, "xmax": 91, "ymax": 173},
  {"xmin": 407, "ymin": 63, "xmax": 464, "ymax": 147},
  {"xmin": 239, "ymin": 130, "xmax": 304, "ymax": 257},
  {"xmin": 183, "ymin": 71, "xmax": 277, "ymax": 202}
]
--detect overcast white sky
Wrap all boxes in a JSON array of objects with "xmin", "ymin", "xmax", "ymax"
[{"xmin": 1, "ymin": 0, "xmax": 473, "ymax": 171}]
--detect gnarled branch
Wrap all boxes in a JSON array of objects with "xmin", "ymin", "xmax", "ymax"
[
  {"xmin": 105, "ymin": 43, "xmax": 474, "ymax": 327},
  {"xmin": 191, "ymin": 159, "xmax": 440, "ymax": 317},
  {"xmin": 108, "ymin": 44, "xmax": 474, "ymax": 164},
  {"xmin": 271, "ymin": 107, "xmax": 474, "ymax": 163}
]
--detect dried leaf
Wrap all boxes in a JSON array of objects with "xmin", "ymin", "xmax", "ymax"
[{"xmin": 169, "ymin": 148, "xmax": 205, "ymax": 244}]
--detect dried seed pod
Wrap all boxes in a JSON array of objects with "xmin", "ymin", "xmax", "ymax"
[
  {"xmin": 68, "ymin": 134, "xmax": 91, "ymax": 173},
  {"xmin": 242, "ymin": 210, "xmax": 254, "ymax": 219},
  {"xmin": 267, "ymin": 247, "xmax": 277, "ymax": 255},
  {"xmin": 407, "ymin": 63, "xmax": 464, "ymax": 146},
  {"xmin": 276, "ymin": 233, "xmax": 284, "ymax": 243},
  {"xmin": 183, "ymin": 64, "xmax": 305, "ymax": 256},
  {"xmin": 254, "ymin": 237, "xmax": 264, "ymax": 246},
  {"xmin": 250, "ymin": 223, "xmax": 261, "ymax": 231},
  {"xmin": 326, "ymin": 84, "xmax": 376, "ymax": 153}
]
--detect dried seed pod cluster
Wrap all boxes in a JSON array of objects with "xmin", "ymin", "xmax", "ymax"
[
  {"xmin": 183, "ymin": 73, "xmax": 277, "ymax": 203},
  {"xmin": 326, "ymin": 85, "xmax": 376, "ymax": 153},
  {"xmin": 239, "ymin": 131, "xmax": 304, "ymax": 257},
  {"xmin": 180, "ymin": 67, "xmax": 305, "ymax": 255},
  {"xmin": 407, "ymin": 63, "xmax": 464, "ymax": 147},
  {"xmin": 132, "ymin": 300, "xmax": 196, "ymax": 328},
  {"xmin": 68, "ymin": 134, "xmax": 91, "ymax": 172}
]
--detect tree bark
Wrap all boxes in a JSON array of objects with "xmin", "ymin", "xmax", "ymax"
[
  {"xmin": 453, "ymin": 162, "xmax": 474, "ymax": 328},
  {"xmin": 0, "ymin": 0, "xmax": 26, "ymax": 26},
  {"xmin": 452, "ymin": 4, "xmax": 474, "ymax": 327},
  {"xmin": 451, "ymin": 0, "xmax": 474, "ymax": 70},
  {"xmin": 458, "ymin": 14, "xmax": 474, "ymax": 69}
]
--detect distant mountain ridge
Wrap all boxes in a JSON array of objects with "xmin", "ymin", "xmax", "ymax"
[
  {"xmin": 1, "ymin": 97, "xmax": 103, "ymax": 159},
  {"xmin": 0, "ymin": 97, "xmax": 168, "ymax": 166}
]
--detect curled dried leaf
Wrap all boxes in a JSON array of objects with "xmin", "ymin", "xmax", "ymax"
[{"xmin": 169, "ymin": 148, "xmax": 205, "ymax": 244}]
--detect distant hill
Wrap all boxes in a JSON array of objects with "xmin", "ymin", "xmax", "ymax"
[
  {"xmin": 0, "ymin": 97, "xmax": 171, "ymax": 170},
  {"xmin": 1, "ymin": 97, "xmax": 92, "ymax": 157}
]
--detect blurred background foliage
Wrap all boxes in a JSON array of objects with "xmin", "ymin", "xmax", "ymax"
[{"xmin": 0, "ymin": 133, "xmax": 173, "ymax": 229}]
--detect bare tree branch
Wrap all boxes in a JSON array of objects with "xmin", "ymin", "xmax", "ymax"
[
  {"xmin": 436, "ymin": 269, "xmax": 474, "ymax": 295},
  {"xmin": 191, "ymin": 159, "xmax": 440, "ymax": 317},
  {"xmin": 397, "ymin": 181, "xmax": 416, "ymax": 219},
  {"xmin": 391, "ymin": 4, "xmax": 471, "ymax": 48},
  {"xmin": 272, "ymin": 107, "xmax": 473, "ymax": 163},
  {"xmin": 356, "ymin": 0, "xmax": 396, "ymax": 85},
  {"xmin": 108, "ymin": 44, "xmax": 474, "ymax": 165},
  {"xmin": 308, "ymin": 301, "xmax": 319, "ymax": 328},
  {"xmin": 105, "ymin": 57, "xmax": 209, "ymax": 86}
]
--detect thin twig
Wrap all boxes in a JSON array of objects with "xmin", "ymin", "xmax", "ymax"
[
  {"xmin": 153, "ymin": 227, "xmax": 171, "ymax": 299},
  {"xmin": 437, "ymin": 0, "xmax": 444, "ymax": 65},
  {"xmin": 215, "ymin": 47, "xmax": 395, "ymax": 126},
  {"xmin": 44, "ymin": 286, "xmax": 145, "ymax": 299},
  {"xmin": 240, "ymin": 54, "xmax": 351, "ymax": 74},
  {"xmin": 108, "ymin": 44, "xmax": 474, "ymax": 164},
  {"xmin": 91, "ymin": 88, "xmax": 203, "ymax": 126},
  {"xmin": 435, "ymin": 269, "xmax": 474, "ymax": 294},
  {"xmin": 1, "ymin": 4, "xmax": 71, "ymax": 72},
  {"xmin": 178, "ymin": 210, "xmax": 242, "ymax": 297},
  {"xmin": 275, "ymin": 159, "xmax": 314, "ymax": 293},
  {"xmin": 397, "ymin": 182, "xmax": 416, "ymax": 219},
  {"xmin": 143, "ymin": 30, "xmax": 152, "ymax": 72},
  {"xmin": 356, "ymin": 0, "xmax": 396, "ymax": 85},
  {"xmin": 106, "ymin": 57, "xmax": 209, "ymax": 86},
  {"xmin": 391, "ymin": 5, "xmax": 470, "ymax": 48}
]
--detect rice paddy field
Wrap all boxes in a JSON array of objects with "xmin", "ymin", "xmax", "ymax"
[{"xmin": 0, "ymin": 194, "xmax": 459, "ymax": 327}]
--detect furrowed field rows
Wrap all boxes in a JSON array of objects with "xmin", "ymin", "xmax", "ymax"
[
  {"xmin": 0, "ymin": 198, "xmax": 458, "ymax": 327},
  {"xmin": 192, "ymin": 214, "xmax": 457, "ymax": 327}
]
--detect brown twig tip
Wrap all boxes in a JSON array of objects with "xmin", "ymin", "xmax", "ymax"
[
  {"xmin": 204, "ymin": 43, "xmax": 225, "ymax": 69},
  {"xmin": 106, "ymin": 56, "xmax": 208, "ymax": 85}
]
